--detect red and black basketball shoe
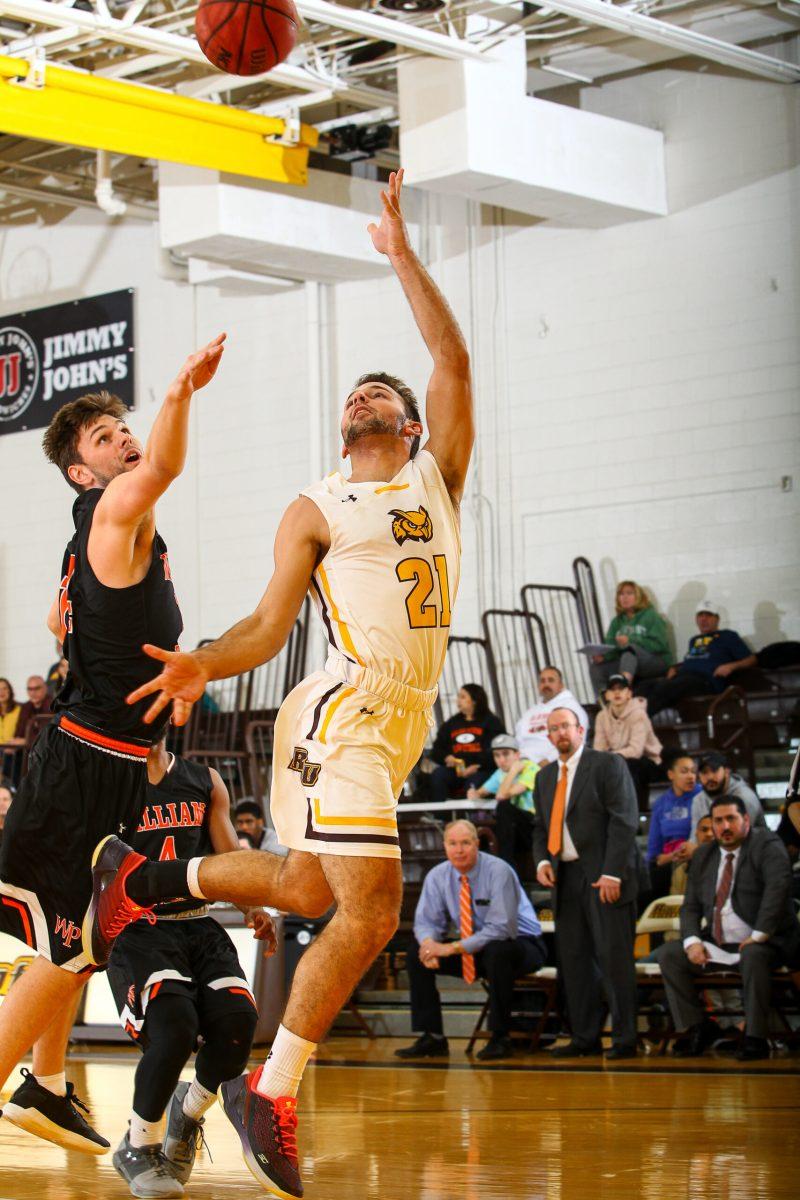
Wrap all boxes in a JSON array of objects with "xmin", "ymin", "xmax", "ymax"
[
  {"xmin": 218, "ymin": 1067, "xmax": 302, "ymax": 1198},
  {"xmin": 82, "ymin": 834, "xmax": 155, "ymax": 966}
]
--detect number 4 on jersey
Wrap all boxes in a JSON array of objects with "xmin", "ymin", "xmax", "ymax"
[
  {"xmin": 396, "ymin": 554, "xmax": 452, "ymax": 629},
  {"xmin": 159, "ymin": 835, "xmax": 177, "ymax": 861}
]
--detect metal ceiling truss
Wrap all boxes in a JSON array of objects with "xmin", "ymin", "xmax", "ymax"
[{"xmin": 0, "ymin": 0, "xmax": 797, "ymax": 221}]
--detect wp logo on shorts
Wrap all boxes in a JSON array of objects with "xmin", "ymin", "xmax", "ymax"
[
  {"xmin": 288, "ymin": 747, "xmax": 322, "ymax": 788},
  {"xmin": 389, "ymin": 506, "xmax": 433, "ymax": 545},
  {"xmin": 54, "ymin": 915, "xmax": 82, "ymax": 949},
  {"xmin": 0, "ymin": 326, "xmax": 39, "ymax": 423}
]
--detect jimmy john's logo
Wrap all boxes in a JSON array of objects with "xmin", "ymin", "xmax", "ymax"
[
  {"xmin": 390, "ymin": 506, "xmax": 433, "ymax": 545},
  {"xmin": 288, "ymin": 747, "xmax": 322, "ymax": 788},
  {"xmin": 0, "ymin": 327, "xmax": 39, "ymax": 423}
]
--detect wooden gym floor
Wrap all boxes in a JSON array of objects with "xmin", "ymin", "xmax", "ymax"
[{"xmin": 1, "ymin": 1039, "xmax": 798, "ymax": 1199}]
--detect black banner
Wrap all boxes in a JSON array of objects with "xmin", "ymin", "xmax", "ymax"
[{"xmin": 0, "ymin": 289, "xmax": 134, "ymax": 435}]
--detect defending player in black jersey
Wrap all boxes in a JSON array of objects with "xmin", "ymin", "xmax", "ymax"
[
  {"xmin": 108, "ymin": 739, "xmax": 274, "ymax": 1198},
  {"xmin": 0, "ymin": 333, "xmax": 225, "ymax": 1153}
]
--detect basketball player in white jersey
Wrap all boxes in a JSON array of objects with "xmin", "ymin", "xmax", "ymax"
[{"xmin": 116, "ymin": 169, "xmax": 473, "ymax": 1198}]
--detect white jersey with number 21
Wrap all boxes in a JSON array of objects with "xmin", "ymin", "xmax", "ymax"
[{"xmin": 301, "ymin": 448, "xmax": 461, "ymax": 693}]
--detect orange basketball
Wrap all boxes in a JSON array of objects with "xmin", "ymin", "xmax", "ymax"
[{"xmin": 195, "ymin": 0, "xmax": 299, "ymax": 76}]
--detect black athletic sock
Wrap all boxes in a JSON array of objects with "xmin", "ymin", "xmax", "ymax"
[{"xmin": 127, "ymin": 859, "xmax": 193, "ymax": 905}]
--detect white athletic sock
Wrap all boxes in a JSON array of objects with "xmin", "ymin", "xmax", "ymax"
[
  {"xmin": 35, "ymin": 1072, "xmax": 67, "ymax": 1097},
  {"xmin": 129, "ymin": 1112, "xmax": 164, "ymax": 1149},
  {"xmin": 257, "ymin": 1024, "xmax": 316, "ymax": 1100},
  {"xmin": 182, "ymin": 1077, "xmax": 216, "ymax": 1122},
  {"xmin": 186, "ymin": 857, "xmax": 207, "ymax": 900}
]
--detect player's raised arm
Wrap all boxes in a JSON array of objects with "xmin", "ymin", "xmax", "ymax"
[
  {"xmin": 368, "ymin": 169, "xmax": 473, "ymax": 502},
  {"xmin": 127, "ymin": 496, "xmax": 328, "ymax": 724},
  {"xmin": 96, "ymin": 334, "xmax": 226, "ymax": 529}
]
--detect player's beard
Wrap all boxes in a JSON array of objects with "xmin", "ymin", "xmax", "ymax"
[
  {"xmin": 343, "ymin": 412, "xmax": 405, "ymax": 448},
  {"xmin": 81, "ymin": 460, "xmax": 132, "ymax": 489}
]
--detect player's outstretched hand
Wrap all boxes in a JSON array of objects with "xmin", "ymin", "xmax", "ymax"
[
  {"xmin": 126, "ymin": 645, "xmax": 209, "ymax": 725},
  {"xmin": 168, "ymin": 332, "xmax": 227, "ymax": 403},
  {"xmin": 246, "ymin": 908, "xmax": 278, "ymax": 958},
  {"xmin": 368, "ymin": 168, "xmax": 411, "ymax": 260}
]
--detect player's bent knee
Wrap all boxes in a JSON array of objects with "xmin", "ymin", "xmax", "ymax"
[
  {"xmin": 197, "ymin": 1008, "xmax": 257, "ymax": 1085},
  {"xmin": 292, "ymin": 893, "xmax": 332, "ymax": 920},
  {"xmin": 144, "ymin": 994, "xmax": 199, "ymax": 1062}
]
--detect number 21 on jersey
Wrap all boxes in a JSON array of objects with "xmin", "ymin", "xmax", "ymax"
[{"xmin": 396, "ymin": 554, "xmax": 452, "ymax": 629}]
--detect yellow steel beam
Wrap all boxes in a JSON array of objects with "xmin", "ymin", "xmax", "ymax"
[{"xmin": 0, "ymin": 55, "xmax": 318, "ymax": 186}]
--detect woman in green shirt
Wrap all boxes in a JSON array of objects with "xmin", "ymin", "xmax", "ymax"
[{"xmin": 590, "ymin": 580, "xmax": 671, "ymax": 692}]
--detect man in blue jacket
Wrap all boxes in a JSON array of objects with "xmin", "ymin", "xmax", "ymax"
[
  {"xmin": 396, "ymin": 820, "xmax": 546, "ymax": 1061},
  {"xmin": 642, "ymin": 603, "xmax": 756, "ymax": 716}
]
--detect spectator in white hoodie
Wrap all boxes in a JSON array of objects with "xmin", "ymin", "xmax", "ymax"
[
  {"xmin": 514, "ymin": 666, "xmax": 589, "ymax": 767},
  {"xmin": 593, "ymin": 674, "xmax": 663, "ymax": 809}
]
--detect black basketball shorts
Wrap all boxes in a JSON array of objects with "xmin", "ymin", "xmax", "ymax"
[
  {"xmin": 0, "ymin": 716, "xmax": 150, "ymax": 972},
  {"xmin": 107, "ymin": 914, "xmax": 257, "ymax": 1045}
]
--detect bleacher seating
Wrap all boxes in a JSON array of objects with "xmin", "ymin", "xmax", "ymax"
[{"xmin": 155, "ymin": 557, "xmax": 794, "ymax": 832}]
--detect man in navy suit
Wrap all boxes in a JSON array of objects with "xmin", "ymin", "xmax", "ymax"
[{"xmin": 533, "ymin": 708, "xmax": 639, "ymax": 1059}]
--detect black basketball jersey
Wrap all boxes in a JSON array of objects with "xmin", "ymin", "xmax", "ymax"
[
  {"xmin": 133, "ymin": 755, "xmax": 215, "ymax": 915},
  {"xmin": 56, "ymin": 488, "xmax": 183, "ymax": 742}
]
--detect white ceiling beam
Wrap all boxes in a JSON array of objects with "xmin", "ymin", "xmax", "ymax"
[
  {"xmin": 514, "ymin": 0, "xmax": 800, "ymax": 83},
  {"xmin": 315, "ymin": 105, "xmax": 396, "ymax": 132},
  {"xmin": 294, "ymin": 0, "xmax": 488, "ymax": 61},
  {"xmin": 177, "ymin": 69, "xmax": 393, "ymax": 109}
]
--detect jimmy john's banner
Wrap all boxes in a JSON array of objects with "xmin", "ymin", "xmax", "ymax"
[{"xmin": 0, "ymin": 288, "xmax": 134, "ymax": 434}]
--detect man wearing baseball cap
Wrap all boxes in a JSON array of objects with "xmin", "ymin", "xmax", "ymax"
[
  {"xmin": 691, "ymin": 751, "xmax": 765, "ymax": 831},
  {"xmin": 467, "ymin": 734, "xmax": 539, "ymax": 868},
  {"xmin": 641, "ymin": 602, "xmax": 757, "ymax": 717}
]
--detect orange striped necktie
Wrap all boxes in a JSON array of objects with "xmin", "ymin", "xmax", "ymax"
[
  {"xmin": 547, "ymin": 762, "xmax": 569, "ymax": 857},
  {"xmin": 459, "ymin": 874, "xmax": 476, "ymax": 985}
]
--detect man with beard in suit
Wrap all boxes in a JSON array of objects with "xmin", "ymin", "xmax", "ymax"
[
  {"xmin": 533, "ymin": 707, "xmax": 639, "ymax": 1059},
  {"xmin": 656, "ymin": 795, "xmax": 800, "ymax": 1061}
]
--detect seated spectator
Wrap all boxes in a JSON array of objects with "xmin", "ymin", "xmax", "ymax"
[
  {"xmin": 671, "ymin": 814, "xmax": 715, "ymax": 896},
  {"xmin": 9, "ymin": 676, "xmax": 52, "ymax": 745},
  {"xmin": 234, "ymin": 799, "xmax": 288, "ymax": 857},
  {"xmin": 428, "ymin": 684, "xmax": 503, "ymax": 804},
  {"xmin": 235, "ymin": 799, "xmax": 267, "ymax": 846},
  {"xmin": 515, "ymin": 666, "xmax": 589, "ymax": 767},
  {"xmin": 467, "ymin": 734, "xmax": 538, "ymax": 870},
  {"xmin": 691, "ymin": 751, "xmax": 764, "ymax": 831},
  {"xmin": 46, "ymin": 653, "xmax": 68, "ymax": 698},
  {"xmin": 590, "ymin": 580, "xmax": 670, "ymax": 692},
  {"xmin": 0, "ymin": 678, "xmax": 21, "ymax": 741},
  {"xmin": 777, "ymin": 747, "xmax": 800, "ymax": 899},
  {"xmin": 395, "ymin": 820, "xmax": 546, "ymax": 1062},
  {"xmin": 646, "ymin": 754, "xmax": 702, "ymax": 898},
  {"xmin": 640, "ymin": 603, "xmax": 756, "ymax": 716},
  {"xmin": 656, "ymin": 797, "xmax": 800, "ymax": 1061},
  {"xmin": 0, "ymin": 783, "xmax": 14, "ymax": 848},
  {"xmin": 593, "ymin": 674, "xmax": 663, "ymax": 808}
]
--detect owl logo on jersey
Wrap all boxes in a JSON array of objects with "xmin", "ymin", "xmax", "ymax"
[{"xmin": 389, "ymin": 506, "xmax": 433, "ymax": 545}]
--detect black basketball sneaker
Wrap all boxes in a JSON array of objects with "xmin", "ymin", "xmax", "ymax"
[
  {"xmin": 162, "ymin": 1082, "xmax": 205, "ymax": 1185},
  {"xmin": 82, "ymin": 834, "xmax": 155, "ymax": 966},
  {"xmin": 218, "ymin": 1067, "xmax": 302, "ymax": 1198},
  {"xmin": 1, "ymin": 1068, "xmax": 110, "ymax": 1154}
]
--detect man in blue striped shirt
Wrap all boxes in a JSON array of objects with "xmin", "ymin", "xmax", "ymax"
[{"xmin": 395, "ymin": 820, "xmax": 546, "ymax": 1061}]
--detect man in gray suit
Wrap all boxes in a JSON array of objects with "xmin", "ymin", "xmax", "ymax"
[
  {"xmin": 657, "ymin": 795, "xmax": 800, "ymax": 1061},
  {"xmin": 533, "ymin": 707, "xmax": 639, "ymax": 1059}
]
